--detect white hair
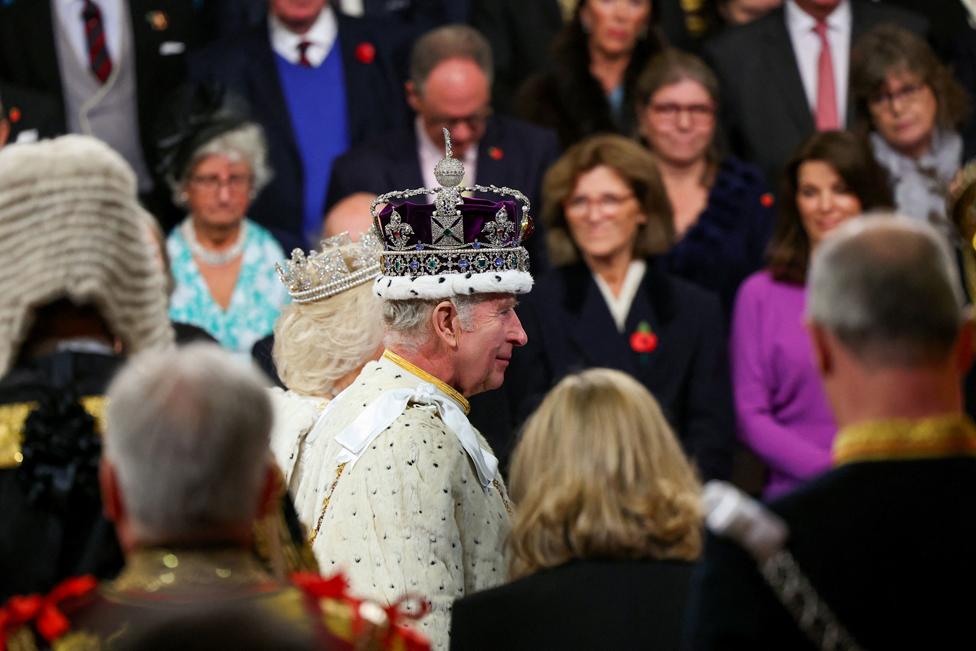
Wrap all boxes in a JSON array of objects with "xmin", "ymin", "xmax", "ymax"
[
  {"xmin": 273, "ymin": 282, "xmax": 385, "ymax": 396},
  {"xmin": 104, "ymin": 344, "xmax": 272, "ymax": 540},
  {"xmin": 171, "ymin": 122, "xmax": 273, "ymax": 204},
  {"xmin": 382, "ymin": 295, "xmax": 482, "ymax": 353},
  {"xmin": 807, "ymin": 213, "xmax": 966, "ymax": 366}
]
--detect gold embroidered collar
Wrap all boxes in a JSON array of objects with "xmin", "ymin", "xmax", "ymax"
[
  {"xmin": 109, "ymin": 547, "xmax": 271, "ymax": 594},
  {"xmin": 382, "ymin": 349, "xmax": 470, "ymax": 414},
  {"xmin": 0, "ymin": 396, "xmax": 106, "ymax": 468},
  {"xmin": 832, "ymin": 414, "xmax": 976, "ymax": 467}
]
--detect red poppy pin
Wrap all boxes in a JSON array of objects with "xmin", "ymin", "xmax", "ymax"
[
  {"xmin": 630, "ymin": 320, "xmax": 658, "ymax": 364},
  {"xmin": 8, "ymin": 106, "xmax": 21, "ymax": 123},
  {"xmin": 146, "ymin": 10, "xmax": 168, "ymax": 31},
  {"xmin": 760, "ymin": 193, "xmax": 774, "ymax": 208},
  {"xmin": 488, "ymin": 146, "xmax": 504, "ymax": 160},
  {"xmin": 355, "ymin": 42, "xmax": 375, "ymax": 64}
]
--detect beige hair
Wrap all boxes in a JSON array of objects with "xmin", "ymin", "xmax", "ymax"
[
  {"xmin": 542, "ymin": 134, "xmax": 674, "ymax": 266},
  {"xmin": 273, "ymin": 281, "xmax": 384, "ymax": 397},
  {"xmin": 0, "ymin": 135, "xmax": 173, "ymax": 375},
  {"xmin": 508, "ymin": 368, "xmax": 702, "ymax": 579}
]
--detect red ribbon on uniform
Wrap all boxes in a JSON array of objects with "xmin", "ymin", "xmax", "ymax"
[{"xmin": 0, "ymin": 575, "xmax": 96, "ymax": 650}]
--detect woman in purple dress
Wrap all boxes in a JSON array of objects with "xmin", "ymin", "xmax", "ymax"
[{"xmin": 731, "ymin": 131, "xmax": 892, "ymax": 498}]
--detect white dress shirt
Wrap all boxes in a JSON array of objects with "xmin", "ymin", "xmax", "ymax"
[
  {"xmin": 54, "ymin": 0, "xmax": 123, "ymax": 67},
  {"xmin": 785, "ymin": 0, "xmax": 851, "ymax": 125},
  {"xmin": 416, "ymin": 117, "xmax": 478, "ymax": 195},
  {"xmin": 269, "ymin": 5, "xmax": 337, "ymax": 67},
  {"xmin": 593, "ymin": 260, "xmax": 647, "ymax": 332}
]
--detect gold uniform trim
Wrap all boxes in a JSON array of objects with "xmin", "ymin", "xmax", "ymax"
[
  {"xmin": 382, "ymin": 349, "xmax": 470, "ymax": 414},
  {"xmin": 0, "ymin": 396, "xmax": 107, "ymax": 469},
  {"xmin": 832, "ymin": 414, "xmax": 976, "ymax": 466}
]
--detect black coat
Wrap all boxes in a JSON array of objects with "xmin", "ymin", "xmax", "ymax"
[
  {"xmin": 450, "ymin": 558, "xmax": 696, "ymax": 651},
  {"xmin": 0, "ymin": 351, "xmax": 125, "ymax": 600},
  {"xmin": 505, "ymin": 260, "xmax": 734, "ymax": 481},
  {"xmin": 189, "ymin": 14, "xmax": 409, "ymax": 243},
  {"xmin": 702, "ymin": 1, "xmax": 928, "ymax": 187},
  {"xmin": 687, "ymin": 453, "xmax": 976, "ymax": 649}
]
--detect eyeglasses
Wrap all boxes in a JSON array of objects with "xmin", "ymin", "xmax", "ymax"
[
  {"xmin": 423, "ymin": 108, "xmax": 492, "ymax": 133},
  {"xmin": 564, "ymin": 192, "xmax": 636, "ymax": 217},
  {"xmin": 648, "ymin": 102, "xmax": 716, "ymax": 123},
  {"xmin": 190, "ymin": 173, "xmax": 252, "ymax": 193},
  {"xmin": 868, "ymin": 82, "xmax": 928, "ymax": 112}
]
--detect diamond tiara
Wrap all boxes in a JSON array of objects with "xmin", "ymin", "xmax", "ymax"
[{"xmin": 276, "ymin": 228, "xmax": 383, "ymax": 304}]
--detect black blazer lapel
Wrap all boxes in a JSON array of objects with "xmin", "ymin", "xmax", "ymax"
[
  {"xmin": 625, "ymin": 260, "xmax": 674, "ymax": 386},
  {"xmin": 393, "ymin": 130, "xmax": 426, "ymax": 190},
  {"xmin": 14, "ymin": 1, "xmax": 65, "ymax": 125},
  {"xmin": 760, "ymin": 13, "xmax": 814, "ymax": 135},
  {"xmin": 246, "ymin": 23, "xmax": 301, "ymax": 169},
  {"xmin": 563, "ymin": 264, "xmax": 641, "ymax": 377},
  {"xmin": 475, "ymin": 117, "xmax": 505, "ymax": 186}
]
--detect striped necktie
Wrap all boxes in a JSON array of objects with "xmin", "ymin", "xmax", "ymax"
[{"xmin": 82, "ymin": 0, "xmax": 112, "ymax": 84}]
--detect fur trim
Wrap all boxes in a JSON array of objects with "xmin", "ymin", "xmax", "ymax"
[{"xmin": 374, "ymin": 270, "xmax": 533, "ymax": 300}]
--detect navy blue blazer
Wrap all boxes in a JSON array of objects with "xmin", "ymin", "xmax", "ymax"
[
  {"xmin": 326, "ymin": 115, "xmax": 559, "ymax": 273},
  {"xmin": 688, "ymin": 453, "xmax": 976, "ymax": 649},
  {"xmin": 189, "ymin": 14, "xmax": 409, "ymax": 243},
  {"xmin": 506, "ymin": 260, "xmax": 734, "ymax": 481}
]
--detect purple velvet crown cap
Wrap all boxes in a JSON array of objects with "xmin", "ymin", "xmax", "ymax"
[{"xmin": 376, "ymin": 196, "xmax": 530, "ymax": 250}]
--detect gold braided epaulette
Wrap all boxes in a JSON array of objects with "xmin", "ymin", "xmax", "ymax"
[{"xmin": 0, "ymin": 397, "xmax": 107, "ymax": 469}]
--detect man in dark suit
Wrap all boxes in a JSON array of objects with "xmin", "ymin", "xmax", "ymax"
[
  {"xmin": 0, "ymin": 0, "xmax": 201, "ymax": 218},
  {"xmin": 327, "ymin": 24, "xmax": 559, "ymax": 273},
  {"xmin": 703, "ymin": 0, "xmax": 926, "ymax": 186},
  {"xmin": 689, "ymin": 216, "xmax": 976, "ymax": 649},
  {"xmin": 190, "ymin": 0, "xmax": 408, "ymax": 246}
]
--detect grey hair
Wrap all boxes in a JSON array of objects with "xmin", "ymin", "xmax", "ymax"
[
  {"xmin": 382, "ymin": 295, "xmax": 481, "ymax": 353},
  {"xmin": 170, "ymin": 123, "xmax": 273, "ymax": 205},
  {"xmin": 104, "ymin": 344, "xmax": 272, "ymax": 541},
  {"xmin": 409, "ymin": 24, "xmax": 494, "ymax": 96},
  {"xmin": 807, "ymin": 213, "xmax": 966, "ymax": 366}
]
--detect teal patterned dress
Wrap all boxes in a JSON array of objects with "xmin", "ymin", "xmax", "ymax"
[{"xmin": 167, "ymin": 219, "xmax": 288, "ymax": 355}]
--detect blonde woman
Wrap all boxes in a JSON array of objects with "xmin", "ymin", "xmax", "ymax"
[
  {"xmin": 451, "ymin": 368, "xmax": 702, "ymax": 650},
  {"xmin": 268, "ymin": 230, "xmax": 385, "ymax": 520}
]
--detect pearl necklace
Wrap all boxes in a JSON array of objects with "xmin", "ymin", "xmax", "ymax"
[{"xmin": 181, "ymin": 218, "xmax": 247, "ymax": 267}]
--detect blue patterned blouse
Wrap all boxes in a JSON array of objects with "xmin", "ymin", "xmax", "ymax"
[{"xmin": 167, "ymin": 219, "xmax": 289, "ymax": 355}]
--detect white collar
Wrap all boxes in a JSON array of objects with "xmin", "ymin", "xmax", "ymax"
[
  {"xmin": 593, "ymin": 259, "xmax": 647, "ymax": 333},
  {"xmin": 268, "ymin": 5, "xmax": 337, "ymax": 67},
  {"xmin": 785, "ymin": 0, "xmax": 851, "ymax": 30}
]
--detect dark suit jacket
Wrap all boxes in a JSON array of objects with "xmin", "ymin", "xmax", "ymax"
[
  {"xmin": 190, "ymin": 14, "xmax": 408, "ymax": 243},
  {"xmin": 0, "ymin": 0, "xmax": 199, "ymax": 176},
  {"xmin": 450, "ymin": 558, "xmax": 696, "ymax": 650},
  {"xmin": 326, "ymin": 115, "xmax": 559, "ymax": 272},
  {"xmin": 703, "ymin": 1, "xmax": 927, "ymax": 187},
  {"xmin": 506, "ymin": 260, "xmax": 734, "ymax": 481},
  {"xmin": 0, "ymin": 83, "xmax": 61, "ymax": 145},
  {"xmin": 688, "ymin": 454, "xmax": 976, "ymax": 649}
]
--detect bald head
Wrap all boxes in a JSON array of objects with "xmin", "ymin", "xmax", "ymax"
[{"xmin": 322, "ymin": 192, "xmax": 377, "ymax": 240}]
